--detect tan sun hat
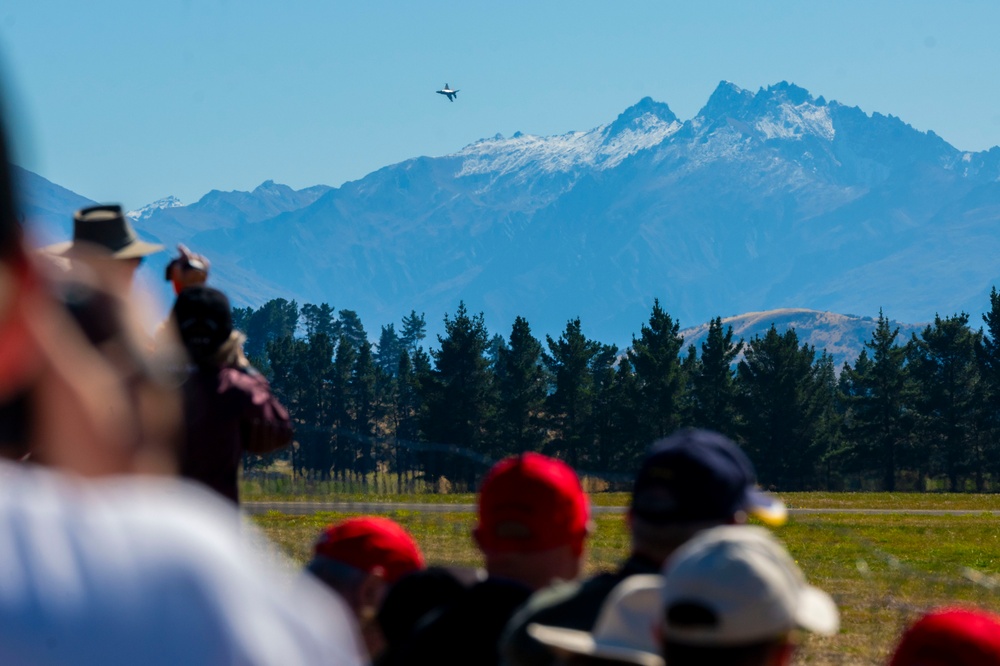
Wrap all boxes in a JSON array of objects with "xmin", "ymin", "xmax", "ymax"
[
  {"xmin": 43, "ymin": 205, "xmax": 164, "ymax": 260},
  {"xmin": 528, "ymin": 575, "xmax": 664, "ymax": 666}
]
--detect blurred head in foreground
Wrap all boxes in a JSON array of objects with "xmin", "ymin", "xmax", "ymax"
[
  {"xmin": 0, "ymin": 76, "xmax": 365, "ymax": 666},
  {"xmin": 0, "ymin": 117, "xmax": 178, "ymax": 474},
  {"xmin": 889, "ymin": 607, "xmax": 1000, "ymax": 666},
  {"xmin": 307, "ymin": 516, "xmax": 425, "ymax": 657},
  {"xmin": 376, "ymin": 566, "xmax": 467, "ymax": 652},
  {"xmin": 42, "ymin": 204, "xmax": 163, "ymax": 287},
  {"xmin": 172, "ymin": 285, "xmax": 243, "ymax": 368},
  {"xmin": 659, "ymin": 526, "xmax": 839, "ymax": 666},
  {"xmin": 629, "ymin": 428, "xmax": 786, "ymax": 565},
  {"xmin": 528, "ymin": 574, "xmax": 664, "ymax": 666},
  {"xmin": 475, "ymin": 452, "xmax": 591, "ymax": 591}
]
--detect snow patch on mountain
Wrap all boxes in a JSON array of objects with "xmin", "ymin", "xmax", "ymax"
[
  {"xmin": 127, "ymin": 196, "xmax": 183, "ymax": 222},
  {"xmin": 756, "ymin": 103, "xmax": 835, "ymax": 141},
  {"xmin": 672, "ymin": 121, "xmax": 754, "ymax": 170},
  {"xmin": 456, "ymin": 98, "xmax": 681, "ymax": 179}
]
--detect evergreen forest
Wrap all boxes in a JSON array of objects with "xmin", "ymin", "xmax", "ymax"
[{"xmin": 231, "ymin": 290, "xmax": 1000, "ymax": 493}]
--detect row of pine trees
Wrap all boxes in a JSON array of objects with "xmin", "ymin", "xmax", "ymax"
[{"xmin": 232, "ymin": 290, "xmax": 1000, "ymax": 493}]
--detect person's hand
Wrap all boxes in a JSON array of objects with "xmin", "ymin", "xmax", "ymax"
[{"xmin": 167, "ymin": 244, "xmax": 209, "ymax": 294}]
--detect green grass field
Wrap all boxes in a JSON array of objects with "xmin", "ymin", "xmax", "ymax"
[{"xmin": 249, "ymin": 493, "xmax": 1000, "ymax": 665}]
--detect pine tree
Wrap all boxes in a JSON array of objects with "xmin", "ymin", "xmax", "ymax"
[
  {"xmin": 736, "ymin": 326, "xmax": 824, "ymax": 490},
  {"xmin": 338, "ymin": 309, "xmax": 368, "ymax": 355},
  {"xmin": 839, "ymin": 311, "xmax": 912, "ymax": 490},
  {"xmin": 908, "ymin": 313, "xmax": 986, "ymax": 491},
  {"xmin": 589, "ymin": 343, "xmax": 628, "ymax": 472},
  {"xmin": 376, "ymin": 324, "xmax": 403, "ymax": 377},
  {"xmin": 244, "ymin": 299, "xmax": 299, "ymax": 360},
  {"xmin": 350, "ymin": 340, "xmax": 381, "ymax": 486},
  {"xmin": 979, "ymin": 288, "xmax": 1000, "ymax": 382},
  {"xmin": 810, "ymin": 351, "xmax": 843, "ymax": 489},
  {"xmin": 262, "ymin": 334, "xmax": 306, "ymax": 472},
  {"xmin": 976, "ymin": 287, "xmax": 1000, "ymax": 488},
  {"xmin": 301, "ymin": 303, "xmax": 339, "ymax": 340},
  {"xmin": 420, "ymin": 302, "xmax": 496, "ymax": 487},
  {"xmin": 330, "ymin": 335, "xmax": 357, "ymax": 482},
  {"xmin": 544, "ymin": 319, "xmax": 614, "ymax": 468},
  {"xmin": 678, "ymin": 344, "xmax": 699, "ymax": 426},
  {"xmin": 627, "ymin": 299, "xmax": 685, "ymax": 442},
  {"xmin": 401, "ymin": 310, "xmax": 427, "ymax": 357},
  {"xmin": 595, "ymin": 357, "xmax": 645, "ymax": 474},
  {"xmin": 265, "ymin": 332, "xmax": 337, "ymax": 478},
  {"xmin": 494, "ymin": 316, "xmax": 548, "ymax": 456},
  {"xmin": 391, "ymin": 350, "xmax": 422, "ymax": 489},
  {"xmin": 690, "ymin": 317, "xmax": 744, "ymax": 437},
  {"xmin": 487, "ymin": 333, "xmax": 507, "ymax": 367}
]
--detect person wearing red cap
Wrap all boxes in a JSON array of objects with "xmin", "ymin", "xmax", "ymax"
[
  {"xmin": 889, "ymin": 607, "xmax": 1000, "ymax": 666},
  {"xmin": 385, "ymin": 452, "xmax": 591, "ymax": 666},
  {"xmin": 307, "ymin": 517, "xmax": 425, "ymax": 659},
  {"xmin": 502, "ymin": 428, "xmax": 787, "ymax": 666}
]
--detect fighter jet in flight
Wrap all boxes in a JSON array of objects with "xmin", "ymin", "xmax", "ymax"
[{"xmin": 436, "ymin": 84, "xmax": 459, "ymax": 102}]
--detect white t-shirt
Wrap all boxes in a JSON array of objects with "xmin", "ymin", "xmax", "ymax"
[{"xmin": 0, "ymin": 462, "xmax": 365, "ymax": 665}]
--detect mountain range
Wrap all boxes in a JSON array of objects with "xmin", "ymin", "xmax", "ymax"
[{"xmin": 15, "ymin": 80, "xmax": 1000, "ymax": 357}]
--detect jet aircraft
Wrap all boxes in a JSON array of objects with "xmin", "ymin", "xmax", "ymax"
[{"xmin": 436, "ymin": 84, "xmax": 459, "ymax": 102}]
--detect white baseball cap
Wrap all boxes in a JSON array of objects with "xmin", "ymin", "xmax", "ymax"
[
  {"xmin": 528, "ymin": 574, "xmax": 664, "ymax": 666},
  {"xmin": 661, "ymin": 526, "xmax": 839, "ymax": 646}
]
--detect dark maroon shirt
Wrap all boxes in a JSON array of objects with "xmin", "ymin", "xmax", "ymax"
[{"xmin": 179, "ymin": 365, "xmax": 292, "ymax": 503}]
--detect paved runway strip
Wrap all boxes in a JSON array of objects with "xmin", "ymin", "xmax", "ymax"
[{"xmin": 243, "ymin": 501, "xmax": 1000, "ymax": 516}]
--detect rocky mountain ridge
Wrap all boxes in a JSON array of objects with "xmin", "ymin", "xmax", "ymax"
[{"xmin": 16, "ymin": 80, "xmax": 1000, "ymax": 351}]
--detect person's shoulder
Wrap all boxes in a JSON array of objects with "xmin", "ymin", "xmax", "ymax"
[
  {"xmin": 396, "ymin": 578, "xmax": 532, "ymax": 666},
  {"xmin": 423, "ymin": 578, "xmax": 528, "ymax": 629},
  {"xmin": 217, "ymin": 364, "xmax": 262, "ymax": 384},
  {"xmin": 0, "ymin": 465, "xmax": 364, "ymax": 665},
  {"xmin": 216, "ymin": 365, "xmax": 273, "ymax": 398},
  {"xmin": 516, "ymin": 570, "xmax": 622, "ymax": 625},
  {"xmin": 429, "ymin": 577, "xmax": 532, "ymax": 629},
  {"xmin": 499, "ymin": 571, "xmax": 625, "ymax": 666},
  {"xmin": 510, "ymin": 578, "xmax": 585, "ymax": 624}
]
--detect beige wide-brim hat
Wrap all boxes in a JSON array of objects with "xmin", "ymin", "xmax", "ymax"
[
  {"xmin": 43, "ymin": 204, "xmax": 164, "ymax": 260},
  {"xmin": 528, "ymin": 575, "xmax": 665, "ymax": 666}
]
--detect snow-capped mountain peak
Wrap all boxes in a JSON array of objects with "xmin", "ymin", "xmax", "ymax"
[
  {"xmin": 698, "ymin": 80, "xmax": 755, "ymax": 120},
  {"xmin": 753, "ymin": 82, "xmax": 834, "ymax": 141},
  {"xmin": 604, "ymin": 96, "xmax": 678, "ymax": 139},
  {"xmin": 692, "ymin": 80, "xmax": 834, "ymax": 142},
  {"xmin": 126, "ymin": 195, "xmax": 183, "ymax": 222},
  {"xmin": 455, "ymin": 97, "xmax": 681, "ymax": 180}
]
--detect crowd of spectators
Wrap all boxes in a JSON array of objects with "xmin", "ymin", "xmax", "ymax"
[{"xmin": 1, "ymin": 78, "xmax": 998, "ymax": 666}]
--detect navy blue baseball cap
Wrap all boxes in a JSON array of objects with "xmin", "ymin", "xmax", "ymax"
[{"xmin": 630, "ymin": 429, "xmax": 786, "ymax": 527}]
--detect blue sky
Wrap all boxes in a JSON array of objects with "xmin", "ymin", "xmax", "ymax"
[{"xmin": 3, "ymin": 1, "xmax": 1000, "ymax": 210}]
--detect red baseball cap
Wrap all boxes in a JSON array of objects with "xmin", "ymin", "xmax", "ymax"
[
  {"xmin": 475, "ymin": 453, "xmax": 590, "ymax": 553},
  {"xmin": 890, "ymin": 607, "xmax": 1000, "ymax": 666},
  {"xmin": 312, "ymin": 517, "xmax": 425, "ymax": 584}
]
